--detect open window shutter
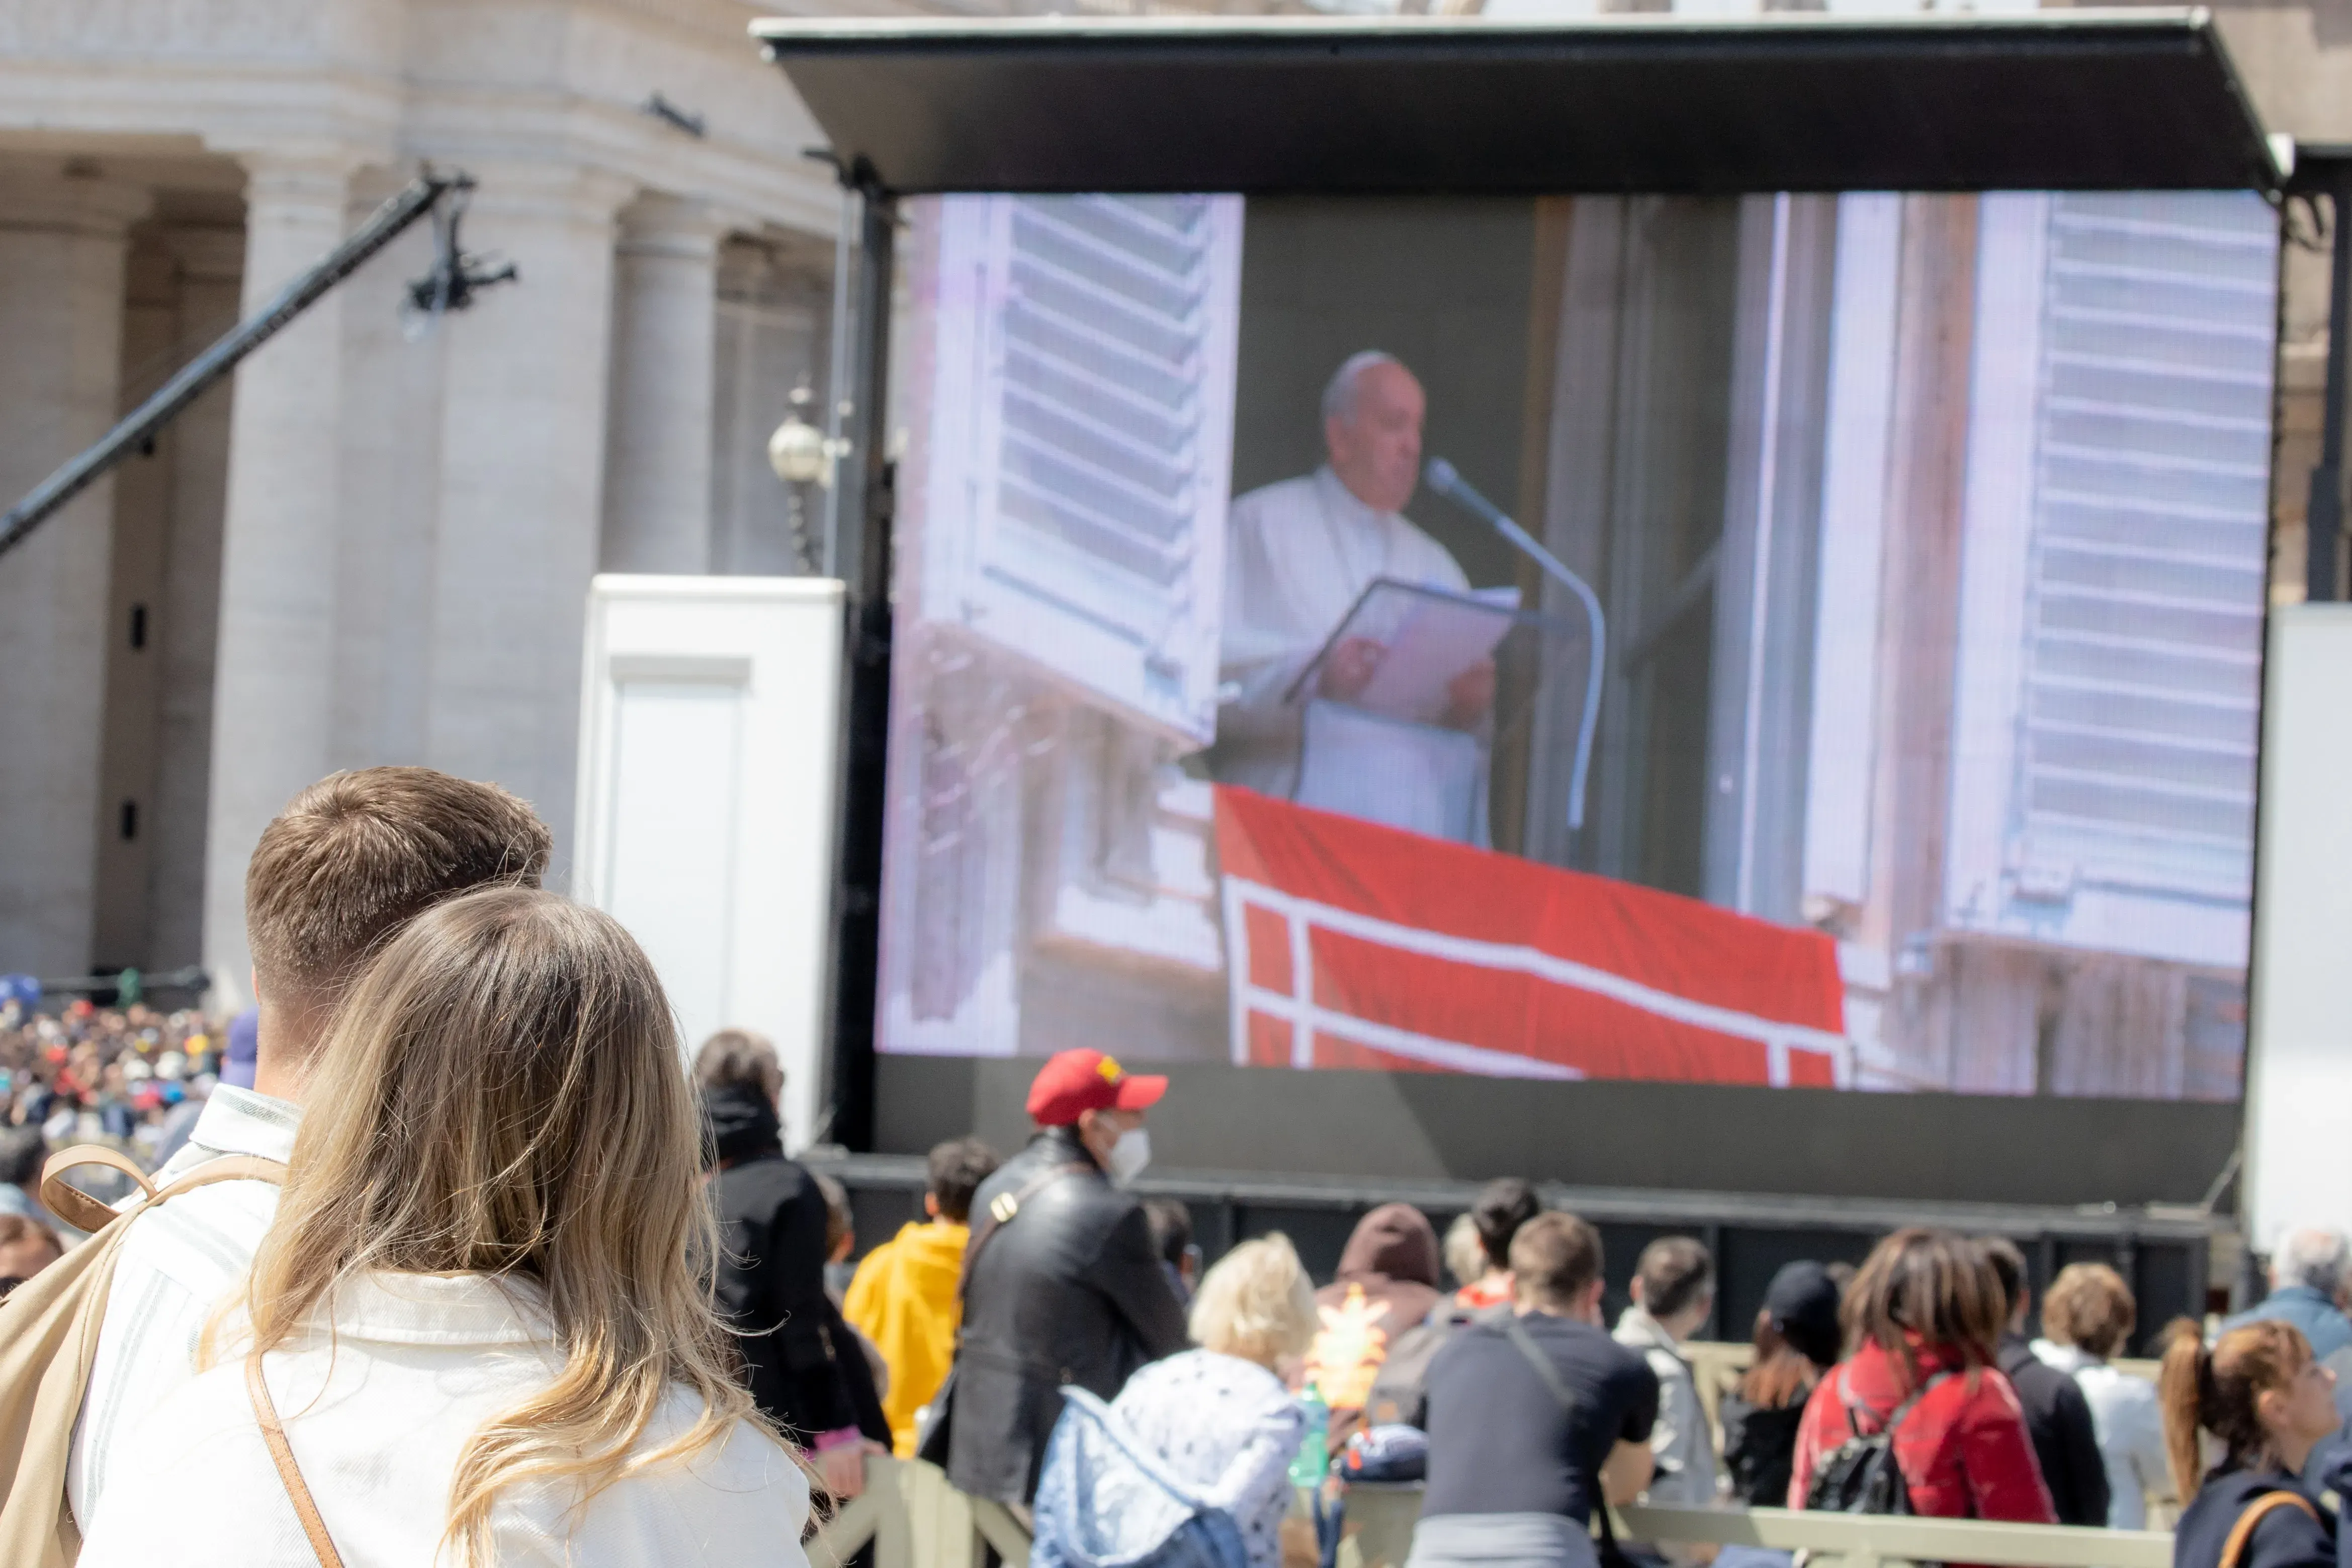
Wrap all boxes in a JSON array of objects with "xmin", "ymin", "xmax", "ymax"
[
  {"xmin": 1994, "ymin": 192, "xmax": 2275, "ymax": 963},
  {"xmin": 920, "ymin": 194, "xmax": 1242, "ymax": 747}
]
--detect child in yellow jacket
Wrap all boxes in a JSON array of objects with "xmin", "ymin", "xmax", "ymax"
[{"xmin": 842, "ymin": 1137, "xmax": 1001, "ymax": 1455}]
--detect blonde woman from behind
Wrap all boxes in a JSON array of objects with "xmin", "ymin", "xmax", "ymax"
[
  {"xmin": 77, "ymin": 887, "xmax": 809, "ymax": 1568},
  {"xmin": 1105, "ymin": 1234, "xmax": 1320, "ymax": 1568}
]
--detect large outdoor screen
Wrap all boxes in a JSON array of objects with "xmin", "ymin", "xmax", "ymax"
[{"xmin": 872, "ymin": 191, "xmax": 2277, "ymax": 1101}]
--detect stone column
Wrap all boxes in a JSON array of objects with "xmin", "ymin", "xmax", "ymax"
[
  {"xmin": 0, "ymin": 168, "xmax": 152, "ymax": 978},
  {"xmin": 201, "ymin": 151, "xmax": 358, "ymax": 1009},
  {"xmin": 148, "ymin": 227, "xmax": 243, "ymax": 970},
  {"xmin": 601, "ymin": 193, "xmax": 730, "ymax": 574},
  {"xmin": 88, "ymin": 239, "xmax": 182, "ymax": 969},
  {"xmin": 331, "ymin": 165, "xmax": 448, "ymax": 771},
  {"xmin": 425, "ymin": 163, "xmax": 634, "ymax": 880}
]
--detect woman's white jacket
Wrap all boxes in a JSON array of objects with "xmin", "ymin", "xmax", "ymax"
[{"xmin": 76, "ymin": 1271, "xmax": 811, "ymax": 1567}]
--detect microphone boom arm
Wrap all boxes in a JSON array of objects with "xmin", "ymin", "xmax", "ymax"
[{"xmin": 1424, "ymin": 457, "xmax": 1605, "ymax": 835}]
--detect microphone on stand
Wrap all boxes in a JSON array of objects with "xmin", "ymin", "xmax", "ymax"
[{"xmin": 1423, "ymin": 457, "xmax": 1605, "ymax": 835}]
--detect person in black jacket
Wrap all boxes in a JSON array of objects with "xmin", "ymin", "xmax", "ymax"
[
  {"xmin": 2162, "ymin": 1317, "xmax": 2339, "ymax": 1568},
  {"xmin": 1980, "ymin": 1238, "xmax": 2110, "ymax": 1526},
  {"xmin": 1719, "ymin": 1260, "xmax": 1844, "ymax": 1508},
  {"xmin": 698, "ymin": 1029, "xmax": 890, "ymax": 1501},
  {"xmin": 941, "ymin": 1049, "xmax": 1190, "ymax": 1505}
]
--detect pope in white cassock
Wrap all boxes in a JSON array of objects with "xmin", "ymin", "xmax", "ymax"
[{"xmin": 1208, "ymin": 352, "xmax": 1498, "ymax": 837}]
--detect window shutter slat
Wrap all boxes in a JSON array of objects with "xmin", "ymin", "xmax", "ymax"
[
  {"xmin": 2015, "ymin": 192, "xmax": 2276, "ymax": 910},
  {"xmin": 920, "ymin": 194, "xmax": 1243, "ymax": 746}
]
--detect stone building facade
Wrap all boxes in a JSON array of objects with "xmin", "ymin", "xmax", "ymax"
[{"xmin": 0, "ymin": 1, "xmax": 848, "ymax": 1004}]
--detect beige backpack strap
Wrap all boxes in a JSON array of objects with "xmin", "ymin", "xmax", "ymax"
[
  {"xmin": 153, "ymin": 1154, "xmax": 287, "ymax": 1196},
  {"xmin": 2219, "ymin": 1490, "xmax": 2319, "ymax": 1568},
  {"xmin": 37, "ymin": 1146, "xmax": 156, "ymax": 1236},
  {"xmin": 0, "ymin": 1150, "xmax": 286, "ymax": 1568},
  {"xmin": 246, "ymin": 1355, "xmax": 344, "ymax": 1568},
  {"xmin": 39, "ymin": 1147, "xmax": 286, "ymax": 1235}
]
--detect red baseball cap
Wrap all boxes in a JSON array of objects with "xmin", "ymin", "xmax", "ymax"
[{"xmin": 1026, "ymin": 1049, "xmax": 1167, "ymax": 1127}]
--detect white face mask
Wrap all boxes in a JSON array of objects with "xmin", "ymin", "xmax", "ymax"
[{"xmin": 1105, "ymin": 1126, "xmax": 1152, "ymax": 1183}]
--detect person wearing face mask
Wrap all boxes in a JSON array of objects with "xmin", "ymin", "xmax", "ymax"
[{"xmin": 938, "ymin": 1049, "xmax": 1190, "ymax": 1507}]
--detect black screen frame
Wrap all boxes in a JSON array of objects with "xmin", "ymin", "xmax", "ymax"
[{"xmin": 777, "ymin": 16, "xmax": 2284, "ymax": 1206}]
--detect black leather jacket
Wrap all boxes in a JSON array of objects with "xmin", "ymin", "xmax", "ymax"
[{"xmin": 943, "ymin": 1125, "xmax": 1189, "ymax": 1503}]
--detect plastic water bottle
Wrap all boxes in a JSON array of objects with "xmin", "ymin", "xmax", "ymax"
[{"xmin": 1289, "ymin": 1383, "xmax": 1330, "ymax": 1488}]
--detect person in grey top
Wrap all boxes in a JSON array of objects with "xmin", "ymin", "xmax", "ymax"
[
  {"xmin": 1615, "ymin": 1237, "xmax": 1720, "ymax": 1565},
  {"xmin": 2224, "ymin": 1228, "xmax": 2352, "ymax": 1419}
]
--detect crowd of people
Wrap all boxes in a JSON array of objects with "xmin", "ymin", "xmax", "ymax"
[
  {"xmin": 599, "ymin": 1013, "xmax": 2352, "ymax": 1568},
  {"xmin": 0, "ymin": 1000, "xmax": 228, "ymax": 1165},
  {"xmin": 3, "ymin": 763, "xmax": 2352, "ymax": 1568}
]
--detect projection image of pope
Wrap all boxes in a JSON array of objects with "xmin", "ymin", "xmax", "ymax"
[{"xmin": 1208, "ymin": 352, "xmax": 1498, "ymax": 809}]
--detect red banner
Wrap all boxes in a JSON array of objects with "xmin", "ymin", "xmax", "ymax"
[{"xmin": 1214, "ymin": 787, "xmax": 1849, "ymax": 1086}]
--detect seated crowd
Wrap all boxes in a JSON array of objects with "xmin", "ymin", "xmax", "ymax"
[{"xmin": 0, "ymin": 764, "xmax": 2346, "ymax": 1568}]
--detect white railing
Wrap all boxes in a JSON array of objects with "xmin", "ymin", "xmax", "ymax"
[
  {"xmin": 1618, "ymin": 1506, "xmax": 2173, "ymax": 1568},
  {"xmin": 810, "ymin": 1458, "xmax": 2173, "ymax": 1568},
  {"xmin": 806, "ymin": 1456, "xmax": 1031, "ymax": 1568}
]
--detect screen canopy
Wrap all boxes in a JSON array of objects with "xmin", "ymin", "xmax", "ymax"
[{"xmin": 754, "ymin": 10, "xmax": 2280, "ymax": 196}]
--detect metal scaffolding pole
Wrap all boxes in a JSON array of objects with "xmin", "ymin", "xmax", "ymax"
[{"xmin": 0, "ymin": 170, "xmax": 470, "ymax": 564}]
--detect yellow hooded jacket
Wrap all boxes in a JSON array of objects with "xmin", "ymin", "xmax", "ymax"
[{"xmin": 841, "ymin": 1218, "xmax": 970, "ymax": 1455}]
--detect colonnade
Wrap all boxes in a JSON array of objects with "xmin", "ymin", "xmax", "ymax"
[{"xmin": 0, "ymin": 149, "xmax": 821, "ymax": 999}]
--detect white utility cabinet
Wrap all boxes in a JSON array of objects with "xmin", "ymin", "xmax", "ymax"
[
  {"xmin": 2245, "ymin": 602, "xmax": 2352, "ymax": 1253},
  {"xmin": 574, "ymin": 574, "xmax": 846, "ymax": 1154}
]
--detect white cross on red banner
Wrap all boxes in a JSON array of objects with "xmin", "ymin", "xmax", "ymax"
[{"xmin": 1213, "ymin": 787, "xmax": 1853, "ymax": 1087}]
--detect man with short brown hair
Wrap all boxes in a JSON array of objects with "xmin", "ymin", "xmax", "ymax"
[
  {"xmin": 1510, "ymin": 1207, "xmax": 1604, "ymax": 1313},
  {"xmin": 1412, "ymin": 1211, "xmax": 1658, "ymax": 1568},
  {"xmin": 68, "ymin": 767, "xmax": 550, "ymax": 1533},
  {"xmin": 1615, "ymin": 1237, "xmax": 1720, "ymax": 1558},
  {"xmin": 240, "ymin": 767, "xmax": 551, "ymax": 1096}
]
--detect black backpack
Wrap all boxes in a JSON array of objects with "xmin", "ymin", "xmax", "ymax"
[{"xmin": 1802, "ymin": 1371, "xmax": 1952, "ymax": 1516}]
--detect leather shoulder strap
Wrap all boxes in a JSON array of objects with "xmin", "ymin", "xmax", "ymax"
[
  {"xmin": 955, "ymin": 1161, "xmax": 1091, "ymax": 1301},
  {"xmin": 246, "ymin": 1354, "xmax": 345, "ymax": 1568},
  {"xmin": 39, "ymin": 1147, "xmax": 285, "ymax": 1236},
  {"xmin": 2220, "ymin": 1490, "xmax": 2320, "ymax": 1568},
  {"xmin": 155, "ymin": 1154, "xmax": 287, "ymax": 1196},
  {"xmin": 38, "ymin": 1146, "xmax": 156, "ymax": 1235},
  {"xmin": 1839, "ymin": 1369, "xmax": 1952, "ymax": 1439}
]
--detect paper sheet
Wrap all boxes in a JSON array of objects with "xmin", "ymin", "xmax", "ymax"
[{"xmin": 1347, "ymin": 586, "xmax": 1519, "ymax": 725}]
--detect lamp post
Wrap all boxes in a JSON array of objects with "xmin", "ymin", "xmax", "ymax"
[{"xmin": 767, "ymin": 384, "xmax": 845, "ymax": 574}]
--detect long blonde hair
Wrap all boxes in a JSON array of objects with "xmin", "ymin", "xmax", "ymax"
[{"xmin": 225, "ymin": 885, "xmax": 779, "ymax": 1561}]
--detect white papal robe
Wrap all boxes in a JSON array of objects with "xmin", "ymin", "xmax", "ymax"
[{"xmin": 1209, "ymin": 465, "xmax": 1469, "ymax": 803}]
